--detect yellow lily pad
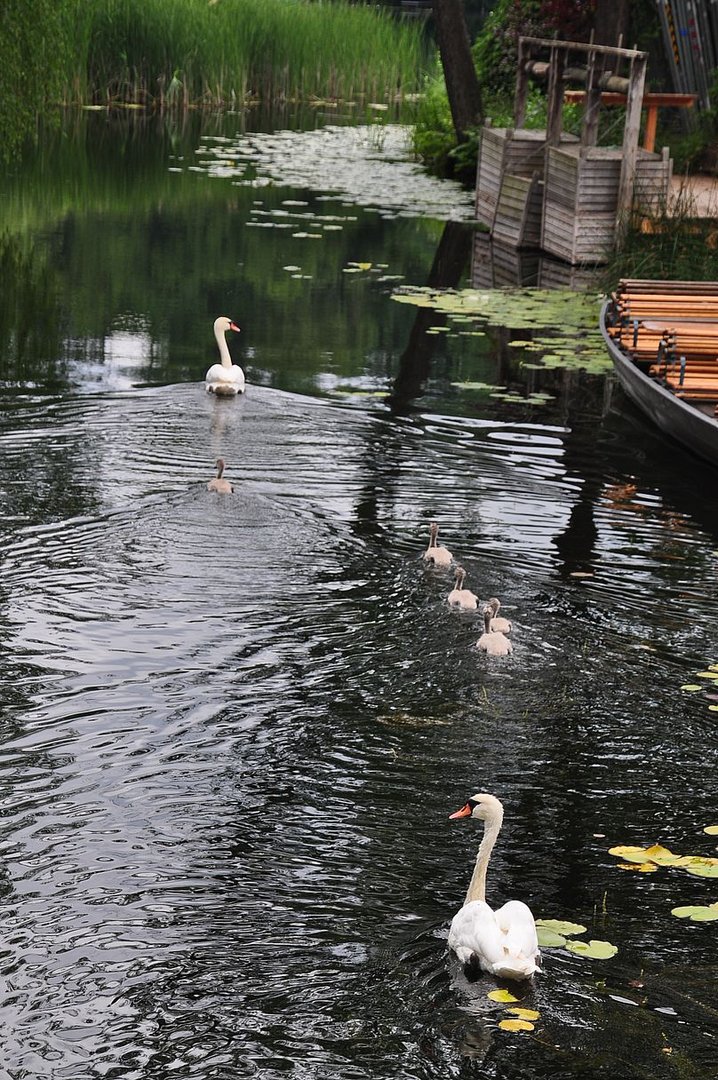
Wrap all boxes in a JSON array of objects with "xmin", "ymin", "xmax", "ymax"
[
  {"xmin": 498, "ymin": 1018, "xmax": 534, "ymax": 1032},
  {"xmin": 507, "ymin": 1008, "xmax": 540, "ymax": 1021},
  {"xmin": 680, "ymin": 684, "xmax": 704, "ymax": 692},
  {"xmin": 703, "ymin": 825, "xmax": 718, "ymax": 835},
  {"xmin": 696, "ymin": 671, "xmax": 718, "ymax": 679},
  {"xmin": 617, "ymin": 861, "xmax": 659, "ymax": 872},
  {"xmin": 709, "ymin": 705, "xmax": 718, "ymax": 712},
  {"xmin": 487, "ymin": 989, "xmax": 518, "ymax": 1003},
  {"xmin": 608, "ymin": 845, "xmax": 648, "ymax": 859},
  {"xmin": 566, "ymin": 939, "xmax": 618, "ymax": 960},
  {"xmin": 644, "ymin": 844, "xmax": 682, "ymax": 865}
]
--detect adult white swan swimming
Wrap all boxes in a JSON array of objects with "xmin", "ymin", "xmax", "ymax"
[
  {"xmin": 205, "ymin": 316, "xmax": 245, "ymax": 395},
  {"xmin": 448, "ymin": 793, "xmax": 539, "ymax": 981}
]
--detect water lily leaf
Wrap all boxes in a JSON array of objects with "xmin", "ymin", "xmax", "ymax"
[
  {"xmin": 681, "ymin": 684, "xmax": 704, "ymax": 692},
  {"xmin": 671, "ymin": 904, "xmax": 718, "ymax": 921},
  {"xmin": 488, "ymin": 989, "xmax": 518, "ymax": 1003},
  {"xmin": 612, "ymin": 848, "xmax": 654, "ymax": 863},
  {"xmin": 704, "ymin": 825, "xmax": 718, "ymax": 835},
  {"xmin": 644, "ymin": 844, "xmax": 682, "ymax": 865},
  {"xmin": 608, "ymin": 845, "xmax": 646, "ymax": 857},
  {"xmin": 348, "ymin": 261, "xmax": 372, "ymax": 270},
  {"xmin": 709, "ymin": 705, "xmax": 718, "ymax": 712},
  {"xmin": 566, "ymin": 939, "xmax": 618, "ymax": 960},
  {"xmin": 617, "ymin": 861, "xmax": 660, "ymax": 872},
  {"xmin": 536, "ymin": 927, "xmax": 566, "ymax": 948},
  {"xmin": 283, "ymin": 265, "xmax": 301, "ymax": 272},
  {"xmin": 682, "ymin": 860, "xmax": 718, "ymax": 878},
  {"xmin": 696, "ymin": 671, "xmax": 718, "ymax": 679},
  {"xmin": 507, "ymin": 1008, "xmax": 540, "ymax": 1021},
  {"xmin": 535, "ymin": 919, "xmax": 586, "ymax": 937},
  {"xmin": 499, "ymin": 1018, "xmax": 534, "ymax": 1032},
  {"xmin": 709, "ymin": 663, "xmax": 718, "ymax": 671}
]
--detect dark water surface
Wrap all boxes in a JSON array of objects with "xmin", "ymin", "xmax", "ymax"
[{"xmin": 0, "ymin": 112, "xmax": 717, "ymax": 1080}]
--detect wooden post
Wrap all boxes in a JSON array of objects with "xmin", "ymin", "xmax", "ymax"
[
  {"xmin": 581, "ymin": 49, "xmax": 602, "ymax": 147},
  {"xmin": 545, "ymin": 46, "xmax": 565, "ymax": 148},
  {"xmin": 515, "ymin": 37, "xmax": 529, "ymax": 128},
  {"xmin": 616, "ymin": 52, "xmax": 648, "ymax": 242}
]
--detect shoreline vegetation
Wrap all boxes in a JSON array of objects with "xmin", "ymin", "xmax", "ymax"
[{"xmin": 0, "ymin": 0, "xmax": 427, "ymax": 158}]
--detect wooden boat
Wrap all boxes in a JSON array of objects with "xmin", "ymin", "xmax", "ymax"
[{"xmin": 601, "ymin": 280, "xmax": 718, "ymax": 467}]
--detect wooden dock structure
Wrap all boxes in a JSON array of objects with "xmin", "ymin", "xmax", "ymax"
[{"xmin": 474, "ymin": 37, "xmax": 675, "ymax": 266}]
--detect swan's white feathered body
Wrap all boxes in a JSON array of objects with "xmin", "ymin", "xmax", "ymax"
[
  {"xmin": 448, "ymin": 793, "xmax": 539, "ymax": 981},
  {"xmin": 205, "ymin": 316, "xmax": 245, "ymax": 395},
  {"xmin": 423, "ymin": 521, "xmax": 453, "ymax": 567},
  {"xmin": 448, "ymin": 898, "xmax": 539, "ymax": 980}
]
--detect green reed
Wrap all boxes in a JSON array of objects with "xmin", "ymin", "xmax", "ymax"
[{"xmin": 71, "ymin": 0, "xmax": 426, "ymax": 107}]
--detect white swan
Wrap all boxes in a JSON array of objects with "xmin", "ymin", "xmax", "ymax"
[
  {"xmin": 423, "ymin": 521, "xmax": 453, "ymax": 567},
  {"xmin": 448, "ymin": 793, "xmax": 539, "ymax": 981},
  {"xmin": 475, "ymin": 605, "xmax": 512, "ymax": 656},
  {"xmin": 205, "ymin": 316, "xmax": 245, "ymax": 395},
  {"xmin": 487, "ymin": 596, "xmax": 512, "ymax": 634},
  {"xmin": 448, "ymin": 566, "xmax": 478, "ymax": 610},
  {"xmin": 207, "ymin": 457, "xmax": 233, "ymax": 493}
]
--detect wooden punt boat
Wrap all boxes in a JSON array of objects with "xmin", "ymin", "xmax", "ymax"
[{"xmin": 600, "ymin": 280, "xmax": 718, "ymax": 467}]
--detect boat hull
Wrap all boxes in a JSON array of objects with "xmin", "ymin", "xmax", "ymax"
[{"xmin": 600, "ymin": 300, "xmax": 718, "ymax": 468}]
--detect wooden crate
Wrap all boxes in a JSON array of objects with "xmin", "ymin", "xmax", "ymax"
[
  {"xmin": 475, "ymin": 127, "xmax": 549, "ymax": 228},
  {"xmin": 493, "ymin": 174, "xmax": 544, "ymax": 248},
  {"xmin": 542, "ymin": 145, "xmax": 672, "ymax": 263}
]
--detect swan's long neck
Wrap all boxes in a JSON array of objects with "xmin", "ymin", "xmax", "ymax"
[
  {"xmin": 430, "ymin": 524, "xmax": 439, "ymax": 548},
  {"xmin": 214, "ymin": 325, "xmax": 233, "ymax": 368},
  {"xmin": 464, "ymin": 809, "xmax": 503, "ymax": 905}
]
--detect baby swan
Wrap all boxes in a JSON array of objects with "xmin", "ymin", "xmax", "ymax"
[
  {"xmin": 207, "ymin": 458, "xmax": 233, "ymax": 494},
  {"xmin": 487, "ymin": 597, "xmax": 512, "ymax": 634},
  {"xmin": 448, "ymin": 566, "xmax": 479, "ymax": 610},
  {"xmin": 476, "ymin": 605, "xmax": 512, "ymax": 656},
  {"xmin": 423, "ymin": 522, "xmax": 453, "ymax": 568}
]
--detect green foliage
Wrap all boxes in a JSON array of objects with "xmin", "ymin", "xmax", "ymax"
[
  {"xmin": 81, "ymin": 0, "xmax": 426, "ymax": 106},
  {"xmin": 472, "ymin": 0, "xmax": 544, "ymax": 97},
  {"xmin": 412, "ymin": 66, "xmax": 458, "ymax": 176},
  {"xmin": 0, "ymin": 0, "xmax": 77, "ymax": 159}
]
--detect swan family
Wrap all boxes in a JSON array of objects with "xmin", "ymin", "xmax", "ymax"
[
  {"xmin": 423, "ymin": 521, "xmax": 513, "ymax": 655},
  {"xmin": 422, "ymin": 524, "xmax": 533, "ymax": 977},
  {"xmin": 201, "ymin": 328, "xmax": 535, "ymax": 983}
]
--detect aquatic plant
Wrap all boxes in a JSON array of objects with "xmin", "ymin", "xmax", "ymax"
[
  {"xmin": 79, "ymin": 0, "xmax": 426, "ymax": 107},
  {"xmin": 390, "ymin": 286, "xmax": 609, "ymax": 373}
]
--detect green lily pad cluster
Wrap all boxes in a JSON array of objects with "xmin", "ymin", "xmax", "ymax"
[
  {"xmin": 535, "ymin": 919, "xmax": 618, "ymax": 958},
  {"xmin": 487, "ymin": 989, "xmax": 541, "ymax": 1033},
  {"xmin": 671, "ymin": 902, "xmax": 718, "ymax": 922},
  {"xmin": 608, "ymin": 843, "xmax": 718, "ymax": 878},
  {"xmin": 390, "ymin": 286, "xmax": 610, "ymax": 373},
  {"xmin": 680, "ymin": 662, "xmax": 718, "ymax": 711}
]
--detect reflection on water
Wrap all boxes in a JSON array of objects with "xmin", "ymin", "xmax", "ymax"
[{"xmin": 0, "ymin": 113, "xmax": 717, "ymax": 1080}]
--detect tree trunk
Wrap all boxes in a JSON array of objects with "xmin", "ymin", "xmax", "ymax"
[
  {"xmin": 432, "ymin": 0, "xmax": 483, "ymax": 142},
  {"xmin": 592, "ymin": 0, "xmax": 630, "ymax": 48}
]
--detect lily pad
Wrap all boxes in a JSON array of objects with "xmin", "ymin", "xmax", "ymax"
[
  {"xmin": 535, "ymin": 919, "xmax": 586, "ymax": 937},
  {"xmin": 681, "ymin": 684, "xmax": 704, "ymax": 692},
  {"xmin": 566, "ymin": 939, "xmax": 618, "ymax": 960},
  {"xmin": 671, "ymin": 903, "xmax": 718, "ymax": 921},
  {"xmin": 703, "ymin": 825, "xmax": 718, "ymax": 835},
  {"xmin": 617, "ymin": 862, "xmax": 660, "ymax": 872},
  {"xmin": 507, "ymin": 1008, "xmax": 540, "ymax": 1021},
  {"xmin": 487, "ymin": 989, "xmax": 518, "ymax": 1003},
  {"xmin": 696, "ymin": 671, "xmax": 718, "ymax": 679},
  {"xmin": 498, "ymin": 1018, "xmax": 534, "ymax": 1032},
  {"xmin": 536, "ymin": 927, "xmax": 567, "ymax": 947}
]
